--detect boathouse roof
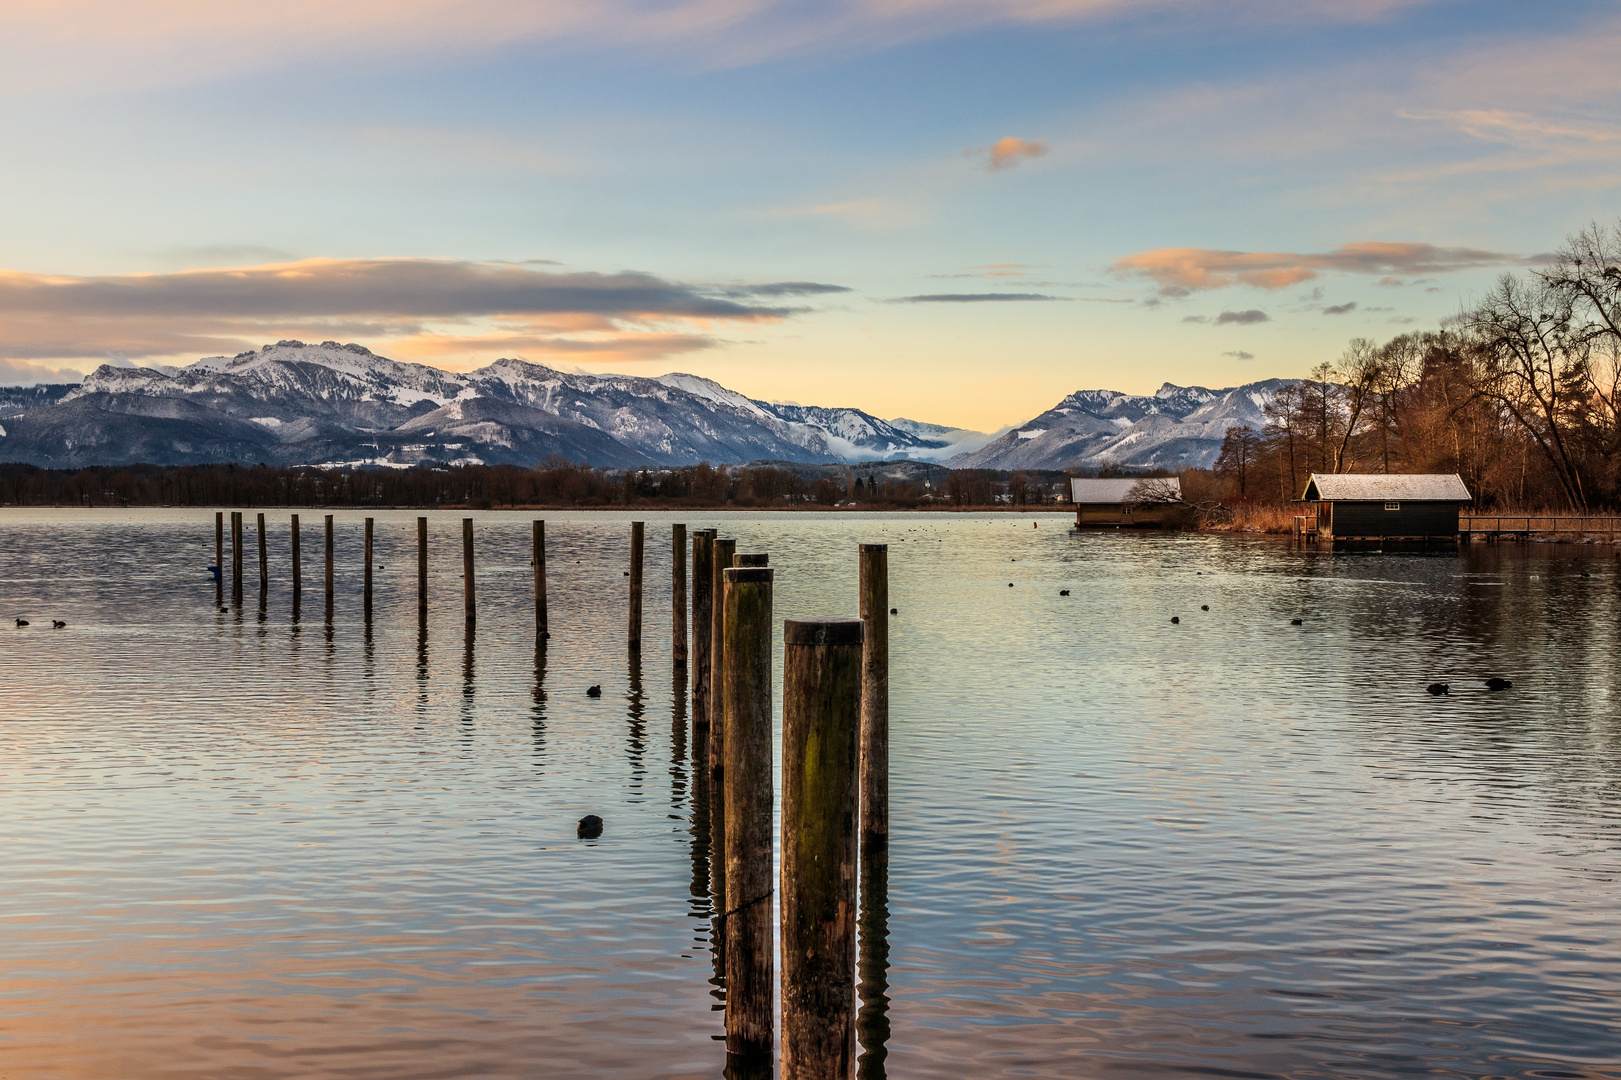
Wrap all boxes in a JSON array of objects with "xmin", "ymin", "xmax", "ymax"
[
  {"xmin": 1070, "ymin": 477, "xmax": 1182, "ymax": 505},
  {"xmin": 1300, "ymin": 473, "xmax": 1471, "ymax": 502}
]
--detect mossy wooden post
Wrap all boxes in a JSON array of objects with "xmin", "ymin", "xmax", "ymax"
[
  {"xmin": 859, "ymin": 544, "xmax": 889, "ymax": 843},
  {"xmin": 723, "ymin": 566, "xmax": 774, "ymax": 1064},
  {"xmin": 257, "ymin": 513, "xmax": 268, "ymax": 591},
  {"xmin": 533, "ymin": 520, "xmax": 548, "ymax": 637},
  {"xmin": 324, "ymin": 514, "xmax": 335, "ymax": 615},
  {"xmin": 736, "ymin": 553, "xmax": 768, "ymax": 567},
  {"xmin": 363, "ymin": 517, "xmax": 375, "ymax": 620},
  {"xmin": 629, "ymin": 520, "xmax": 644, "ymax": 651},
  {"xmin": 709, "ymin": 536, "xmax": 736, "ymax": 781},
  {"xmin": 214, "ymin": 512, "xmax": 224, "ymax": 604},
  {"xmin": 671, "ymin": 524, "xmax": 687, "ymax": 665},
  {"xmin": 462, "ymin": 517, "xmax": 476, "ymax": 625},
  {"xmin": 692, "ymin": 530, "xmax": 715, "ymax": 733},
  {"xmin": 417, "ymin": 516, "xmax": 428, "ymax": 621},
  {"xmin": 781, "ymin": 616, "xmax": 864, "ymax": 1080},
  {"xmin": 231, "ymin": 511, "xmax": 243, "ymax": 606},
  {"xmin": 291, "ymin": 514, "xmax": 302, "ymax": 598}
]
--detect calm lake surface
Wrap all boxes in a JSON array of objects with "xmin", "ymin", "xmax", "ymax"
[{"xmin": 2, "ymin": 509, "xmax": 1619, "ymax": 1079}]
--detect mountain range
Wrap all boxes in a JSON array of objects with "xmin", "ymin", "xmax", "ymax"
[{"xmin": 0, "ymin": 340, "xmax": 1288, "ymax": 472}]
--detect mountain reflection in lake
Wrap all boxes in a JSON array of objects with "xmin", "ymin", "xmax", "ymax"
[{"xmin": 2, "ymin": 509, "xmax": 1619, "ymax": 1080}]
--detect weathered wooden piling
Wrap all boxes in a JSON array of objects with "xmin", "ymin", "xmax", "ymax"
[
  {"xmin": 231, "ymin": 511, "xmax": 243, "ymax": 605},
  {"xmin": 324, "ymin": 514, "xmax": 335, "ymax": 610},
  {"xmin": 692, "ymin": 530, "xmax": 715, "ymax": 732},
  {"xmin": 781, "ymin": 616, "xmax": 864, "ymax": 1080},
  {"xmin": 723, "ymin": 566, "xmax": 775, "ymax": 1063},
  {"xmin": 257, "ymin": 513, "xmax": 268, "ymax": 590},
  {"xmin": 859, "ymin": 544, "xmax": 889, "ymax": 843},
  {"xmin": 629, "ymin": 520, "xmax": 645, "ymax": 650},
  {"xmin": 462, "ymin": 517, "xmax": 476, "ymax": 625},
  {"xmin": 417, "ymin": 517, "xmax": 428, "ymax": 620},
  {"xmin": 735, "ymin": 552, "xmax": 768, "ymax": 567},
  {"xmin": 215, "ymin": 512, "xmax": 224, "ymax": 603},
  {"xmin": 672, "ymin": 524, "xmax": 688, "ymax": 665},
  {"xmin": 533, "ymin": 520, "xmax": 548, "ymax": 636},
  {"xmin": 291, "ymin": 514, "xmax": 302, "ymax": 597},
  {"xmin": 709, "ymin": 536, "xmax": 737, "ymax": 780},
  {"xmin": 363, "ymin": 517, "xmax": 375, "ymax": 620}
]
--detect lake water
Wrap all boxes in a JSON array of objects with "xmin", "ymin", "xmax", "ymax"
[{"xmin": 2, "ymin": 509, "xmax": 1619, "ymax": 1079}]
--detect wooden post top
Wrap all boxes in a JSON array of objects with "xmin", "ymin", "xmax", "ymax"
[
  {"xmin": 724, "ymin": 567, "xmax": 774, "ymax": 584},
  {"xmin": 784, "ymin": 617, "xmax": 863, "ymax": 646}
]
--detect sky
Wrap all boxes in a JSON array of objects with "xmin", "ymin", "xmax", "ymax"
[{"xmin": 1, "ymin": 0, "xmax": 1618, "ymax": 431}]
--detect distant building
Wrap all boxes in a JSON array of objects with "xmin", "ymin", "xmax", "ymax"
[
  {"xmin": 1070, "ymin": 477, "xmax": 1184, "ymax": 528},
  {"xmin": 1299, "ymin": 473, "xmax": 1471, "ymax": 542}
]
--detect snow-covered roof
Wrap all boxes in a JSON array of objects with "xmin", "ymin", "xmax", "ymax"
[
  {"xmin": 1069, "ymin": 477, "xmax": 1182, "ymax": 505},
  {"xmin": 1301, "ymin": 473, "xmax": 1471, "ymax": 502}
]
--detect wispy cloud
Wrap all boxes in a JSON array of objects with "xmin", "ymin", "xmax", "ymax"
[
  {"xmin": 1222, "ymin": 350, "xmax": 1254, "ymax": 360},
  {"xmin": 1181, "ymin": 309, "xmax": 1270, "ymax": 325},
  {"xmin": 1113, "ymin": 242, "xmax": 1516, "ymax": 294},
  {"xmin": 1323, "ymin": 301, "xmax": 1357, "ymax": 314},
  {"xmin": 0, "ymin": 257, "xmax": 831, "ymax": 366},
  {"xmin": 889, "ymin": 292, "xmax": 1062, "ymax": 303}
]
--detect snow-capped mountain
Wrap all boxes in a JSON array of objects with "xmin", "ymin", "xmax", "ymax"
[
  {"xmin": 1, "ymin": 340, "xmax": 979, "ymax": 469},
  {"xmin": 951, "ymin": 379, "xmax": 1292, "ymax": 471}
]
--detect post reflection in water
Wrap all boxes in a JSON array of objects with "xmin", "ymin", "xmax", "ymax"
[
  {"xmin": 856, "ymin": 839, "xmax": 892, "ymax": 1080},
  {"xmin": 688, "ymin": 721, "xmax": 724, "ymax": 1008},
  {"xmin": 531, "ymin": 634, "xmax": 548, "ymax": 772},
  {"xmin": 460, "ymin": 622, "xmax": 475, "ymax": 742},
  {"xmin": 626, "ymin": 650, "xmax": 646, "ymax": 796},
  {"xmin": 415, "ymin": 619, "xmax": 429, "ymax": 720},
  {"xmin": 670, "ymin": 663, "xmax": 689, "ymax": 816}
]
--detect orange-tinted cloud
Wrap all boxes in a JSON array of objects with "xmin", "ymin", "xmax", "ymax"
[
  {"xmin": 1111, "ymin": 242, "xmax": 1516, "ymax": 294},
  {"xmin": 0, "ymin": 258, "xmax": 837, "ymax": 367},
  {"xmin": 977, "ymin": 136, "xmax": 1048, "ymax": 171}
]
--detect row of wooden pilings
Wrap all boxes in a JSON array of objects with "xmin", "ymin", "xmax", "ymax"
[{"xmin": 212, "ymin": 512, "xmax": 888, "ymax": 1078}]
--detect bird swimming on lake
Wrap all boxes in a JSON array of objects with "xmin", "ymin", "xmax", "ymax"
[
  {"xmin": 1485, "ymin": 677, "xmax": 1513, "ymax": 691},
  {"xmin": 1290, "ymin": 618, "xmax": 1303, "ymax": 625},
  {"xmin": 586, "ymin": 684, "xmax": 602, "ymax": 697},
  {"xmin": 15, "ymin": 618, "xmax": 28, "ymax": 627},
  {"xmin": 1427, "ymin": 682, "xmax": 1450, "ymax": 696},
  {"xmin": 577, "ymin": 814, "xmax": 604, "ymax": 839},
  {"xmin": 1059, "ymin": 590, "xmax": 1070, "ymax": 596},
  {"xmin": 1201, "ymin": 605, "xmax": 1209, "ymax": 611},
  {"xmin": 1170, "ymin": 616, "xmax": 1180, "ymax": 624},
  {"xmin": 52, "ymin": 620, "xmax": 66, "ymax": 629}
]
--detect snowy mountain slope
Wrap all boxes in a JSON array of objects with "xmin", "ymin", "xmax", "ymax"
[
  {"xmin": 1, "ymin": 340, "xmax": 982, "ymax": 469},
  {"xmin": 952, "ymin": 379, "xmax": 1290, "ymax": 471}
]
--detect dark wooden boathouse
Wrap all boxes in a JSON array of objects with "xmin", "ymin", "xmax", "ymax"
[
  {"xmin": 1299, "ymin": 473, "xmax": 1471, "ymax": 543},
  {"xmin": 1071, "ymin": 477, "xmax": 1185, "ymax": 528}
]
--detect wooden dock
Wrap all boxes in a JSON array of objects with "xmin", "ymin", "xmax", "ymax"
[{"xmin": 1461, "ymin": 515, "xmax": 1621, "ymax": 542}]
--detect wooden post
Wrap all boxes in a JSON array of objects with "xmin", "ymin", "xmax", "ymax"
[
  {"xmin": 859, "ymin": 544, "xmax": 889, "ymax": 843},
  {"xmin": 257, "ymin": 513, "xmax": 268, "ymax": 590},
  {"xmin": 710, "ymin": 537, "xmax": 736, "ymax": 780},
  {"xmin": 462, "ymin": 517, "xmax": 476, "ymax": 625},
  {"xmin": 781, "ymin": 616, "xmax": 864, "ymax": 1080},
  {"xmin": 231, "ymin": 511, "xmax": 243, "ymax": 606},
  {"xmin": 533, "ymin": 520, "xmax": 548, "ymax": 637},
  {"xmin": 735, "ymin": 552, "xmax": 768, "ymax": 566},
  {"xmin": 672, "ymin": 524, "xmax": 688, "ymax": 665},
  {"xmin": 291, "ymin": 514, "xmax": 302, "ymax": 597},
  {"xmin": 692, "ymin": 530, "xmax": 715, "ymax": 732},
  {"xmin": 363, "ymin": 517, "xmax": 374, "ymax": 620},
  {"xmin": 723, "ymin": 566, "xmax": 775, "ymax": 1062},
  {"xmin": 417, "ymin": 517, "xmax": 428, "ymax": 621},
  {"xmin": 215, "ymin": 512, "xmax": 224, "ymax": 604},
  {"xmin": 324, "ymin": 514, "xmax": 335, "ymax": 616},
  {"xmin": 629, "ymin": 520, "xmax": 644, "ymax": 650}
]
